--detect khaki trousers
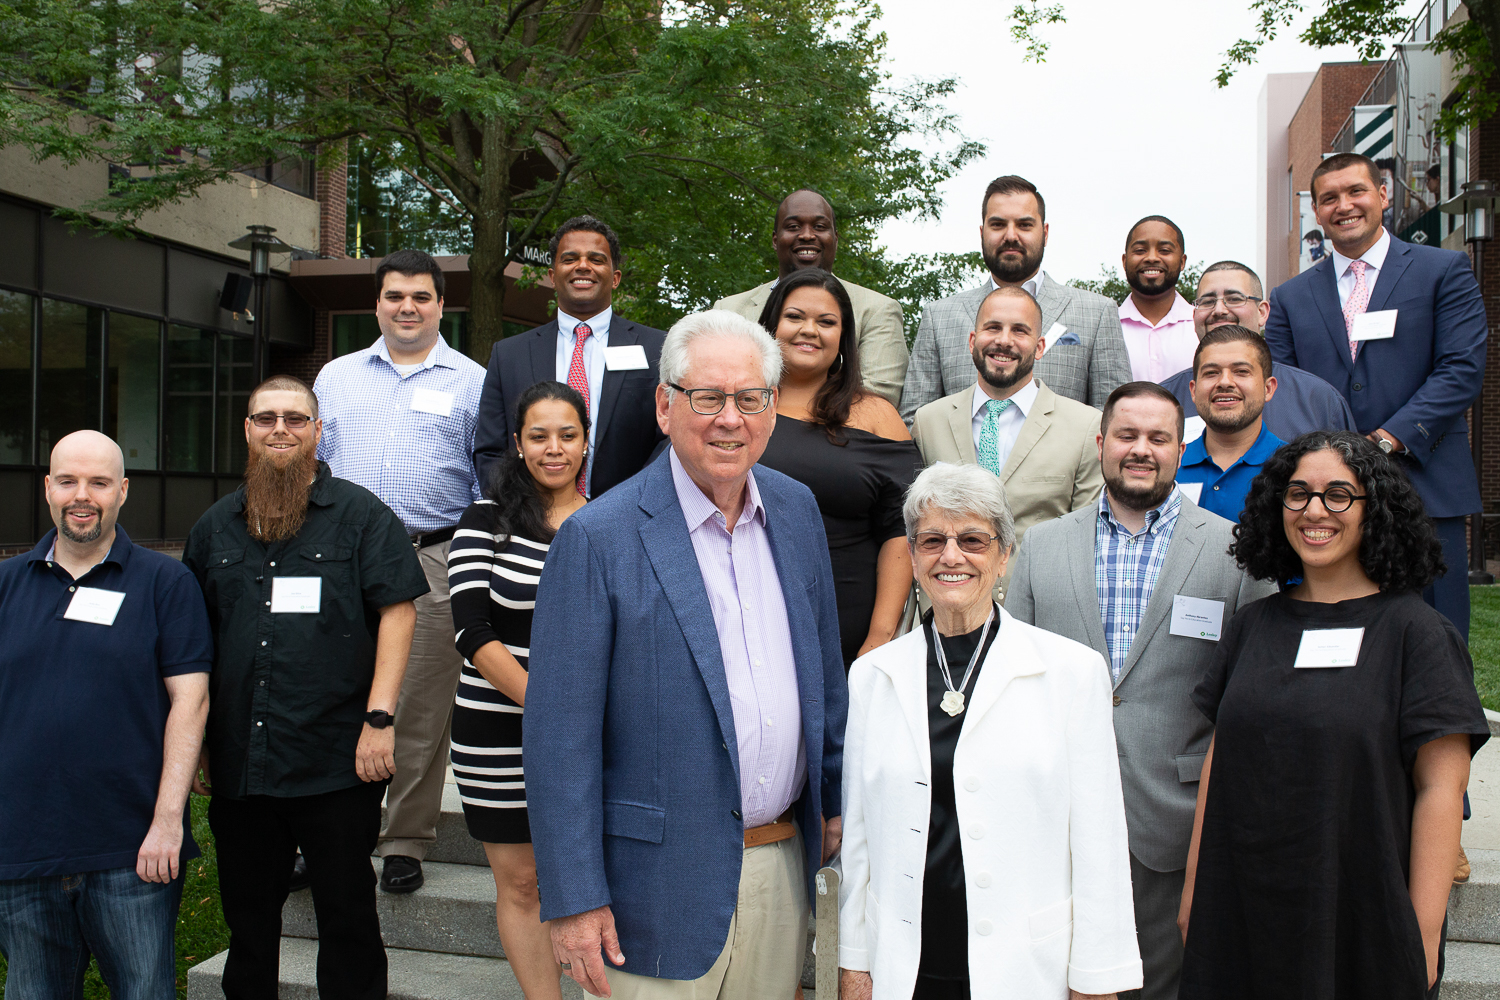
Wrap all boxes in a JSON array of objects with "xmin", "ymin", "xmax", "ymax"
[
  {"xmin": 607, "ymin": 829, "xmax": 808, "ymax": 1000},
  {"xmin": 377, "ymin": 539, "xmax": 463, "ymax": 860}
]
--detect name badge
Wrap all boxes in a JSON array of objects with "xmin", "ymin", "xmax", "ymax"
[
  {"xmin": 1177, "ymin": 481, "xmax": 1203, "ymax": 504},
  {"xmin": 410, "ymin": 388, "xmax": 454, "ymax": 417},
  {"xmin": 63, "ymin": 586, "xmax": 126, "ymax": 626},
  {"xmin": 1294, "ymin": 627, "xmax": 1364, "ymax": 668},
  {"xmin": 1350, "ymin": 309, "xmax": 1398, "ymax": 342},
  {"xmin": 1183, "ymin": 415, "xmax": 1206, "ymax": 444},
  {"xmin": 271, "ymin": 577, "xmax": 322, "ymax": 614},
  {"xmin": 604, "ymin": 345, "xmax": 649, "ymax": 371},
  {"xmin": 1169, "ymin": 595, "xmax": 1224, "ymax": 641}
]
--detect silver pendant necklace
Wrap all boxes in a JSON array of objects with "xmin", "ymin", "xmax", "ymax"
[{"xmin": 932, "ymin": 607, "xmax": 995, "ymax": 717}]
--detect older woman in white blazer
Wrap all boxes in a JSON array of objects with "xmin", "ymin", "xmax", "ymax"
[{"xmin": 839, "ymin": 463, "xmax": 1141, "ymax": 1000}]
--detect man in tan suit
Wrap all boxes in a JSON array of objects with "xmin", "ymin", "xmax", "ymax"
[
  {"xmin": 911, "ymin": 285, "xmax": 1102, "ymax": 596},
  {"xmin": 714, "ymin": 189, "xmax": 909, "ymax": 405}
]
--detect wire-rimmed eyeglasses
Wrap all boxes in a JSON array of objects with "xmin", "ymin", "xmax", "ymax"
[
  {"xmin": 1193, "ymin": 292, "xmax": 1262, "ymax": 311},
  {"xmin": 668, "ymin": 384, "xmax": 774, "ymax": 416},
  {"xmin": 249, "ymin": 411, "xmax": 313, "ymax": 430}
]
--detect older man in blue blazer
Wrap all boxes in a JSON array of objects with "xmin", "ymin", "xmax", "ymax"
[
  {"xmin": 1265, "ymin": 151, "xmax": 1487, "ymax": 638},
  {"xmin": 525, "ymin": 309, "xmax": 847, "ymax": 999}
]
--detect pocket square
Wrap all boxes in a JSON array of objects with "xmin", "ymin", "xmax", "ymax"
[{"xmin": 1052, "ymin": 331, "xmax": 1081, "ymax": 346}]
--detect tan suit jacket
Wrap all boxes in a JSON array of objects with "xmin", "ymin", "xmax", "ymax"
[
  {"xmin": 910, "ymin": 379, "xmax": 1104, "ymax": 599},
  {"xmin": 715, "ymin": 276, "xmax": 908, "ymax": 406}
]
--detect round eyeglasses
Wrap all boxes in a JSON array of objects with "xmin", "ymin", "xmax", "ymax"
[
  {"xmin": 668, "ymin": 384, "xmax": 774, "ymax": 416},
  {"xmin": 1193, "ymin": 292, "xmax": 1262, "ymax": 311},
  {"xmin": 249, "ymin": 411, "xmax": 313, "ymax": 430},
  {"xmin": 1283, "ymin": 485, "xmax": 1367, "ymax": 513},
  {"xmin": 912, "ymin": 531, "xmax": 999, "ymax": 554}
]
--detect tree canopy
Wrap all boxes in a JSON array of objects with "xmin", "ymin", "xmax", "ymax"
[{"xmin": 1, "ymin": 0, "xmax": 982, "ymax": 356}]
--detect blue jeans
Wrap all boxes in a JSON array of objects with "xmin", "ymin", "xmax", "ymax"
[{"xmin": 0, "ymin": 865, "xmax": 182, "ymax": 1000}]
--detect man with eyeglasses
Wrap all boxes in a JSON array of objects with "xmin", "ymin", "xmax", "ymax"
[
  {"xmin": 312, "ymin": 248, "xmax": 486, "ymax": 893},
  {"xmin": 1158, "ymin": 261, "xmax": 1355, "ymax": 442},
  {"xmin": 1007, "ymin": 382, "xmax": 1276, "ymax": 1000},
  {"xmin": 182, "ymin": 375, "xmax": 429, "ymax": 1000},
  {"xmin": 525, "ymin": 310, "xmax": 846, "ymax": 1000}
]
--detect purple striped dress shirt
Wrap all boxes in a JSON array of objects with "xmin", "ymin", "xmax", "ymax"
[{"xmin": 670, "ymin": 448, "xmax": 806, "ymax": 829}]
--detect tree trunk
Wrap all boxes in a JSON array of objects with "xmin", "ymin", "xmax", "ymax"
[{"xmin": 469, "ymin": 212, "xmax": 509, "ymax": 364}]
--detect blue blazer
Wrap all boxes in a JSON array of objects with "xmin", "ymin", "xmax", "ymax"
[
  {"xmin": 524, "ymin": 450, "xmax": 848, "ymax": 980},
  {"xmin": 1264, "ymin": 234, "xmax": 1487, "ymax": 518}
]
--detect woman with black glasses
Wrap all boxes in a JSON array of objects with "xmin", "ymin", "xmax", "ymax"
[{"xmin": 1178, "ymin": 430, "xmax": 1489, "ymax": 999}]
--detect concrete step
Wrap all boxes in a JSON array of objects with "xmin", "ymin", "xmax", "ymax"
[
  {"xmin": 380, "ymin": 783, "xmax": 488, "ymax": 867},
  {"xmin": 1452, "ymin": 849, "xmax": 1500, "ymax": 944},
  {"xmin": 1442, "ymin": 941, "xmax": 1500, "ymax": 998},
  {"xmin": 186, "ymin": 936, "xmax": 585, "ymax": 999}
]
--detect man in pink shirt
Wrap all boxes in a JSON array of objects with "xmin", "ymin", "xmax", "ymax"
[{"xmin": 1118, "ymin": 216, "xmax": 1197, "ymax": 383}]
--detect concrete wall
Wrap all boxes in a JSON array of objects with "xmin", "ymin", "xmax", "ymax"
[{"xmin": 1260, "ymin": 72, "xmax": 1316, "ymax": 290}]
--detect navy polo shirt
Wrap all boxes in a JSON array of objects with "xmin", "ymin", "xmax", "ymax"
[
  {"xmin": 1177, "ymin": 422, "xmax": 1285, "ymax": 523},
  {"xmin": 0, "ymin": 526, "xmax": 213, "ymax": 879}
]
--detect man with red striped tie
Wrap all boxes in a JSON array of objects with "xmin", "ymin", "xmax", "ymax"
[{"xmin": 475, "ymin": 216, "xmax": 667, "ymax": 500}]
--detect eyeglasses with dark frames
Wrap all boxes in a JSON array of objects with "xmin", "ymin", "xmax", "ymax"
[
  {"xmin": 249, "ymin": 411, "xmax": 314, "ymax": 430},
  {"xmin": 1193, "ymin": 292, "xmax": 1263, "ymax": 310},
  {"xmin": 1282, "ymin": 485, "xmax": 1367, "ymax": 513},
  {"xmin": 667, "ymin": 384, "xmax": 774, "ymax": 416},
  {"xmin": 911, "ymin": 531, "xmax": 999, "ymax": 554}
]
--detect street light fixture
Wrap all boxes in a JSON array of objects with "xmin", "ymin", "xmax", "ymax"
[
  {"xmin": 227, "ymin": 224, "xmax": 293, "ymax": 384},
  {"xmin": 1441, "ymin": 180, "xmax": 1500, "ymax": 584}
]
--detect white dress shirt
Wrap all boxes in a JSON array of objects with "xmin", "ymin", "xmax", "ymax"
[
  {"xmin": 970, "ymin": 378, "xmax": 1040, "ymax": 471},
  {"xmin": 554, "ymin": 307, "xmax": 612, "ymax": 492},
  {"xmin": 987, "ymin": 270, "xmax": 1048, "ymax": 300},
  {"xmin": 1331, "ymin": 227, "xmax": 1391, "ymax": 308}
]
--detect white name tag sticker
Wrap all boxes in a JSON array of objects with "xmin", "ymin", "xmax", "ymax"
[
  {"xmin": 63, "ymin": 587, "xmax": 126, "ymax": 626},
  {"xmin": 1177, "ymin": 480, "xmax": 1204, "ymax": 504},
  {"xmin": 604, "ymin": 345, "xmax": 649, "ymax": 371},
  {"xmin": 1169, "ymin": 595, "xmax": 1225, "ymax": 641},
  {"xmin": 271, "ymin": 577, "xmax": 322, "ymax": 614},
  {"xmin": 1183, "ymin": 415, "xmax": 1206, "ymax": 444},
  {"xmin": 1350, "ymin": 309, "xmax": 1398, "ymax": 341},
  {"xmin": 410, "ymin": 388, "xmax": 454, "ymax": 417},
  {"xmin": 1295, "ymin": 627, "xmax": 1365, "ymax": 668}
]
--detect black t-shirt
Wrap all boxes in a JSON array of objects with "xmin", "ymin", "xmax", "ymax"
[
  {"xmin": 1181, "ymin": 590, "xmax": 1489, "ymax": 1000},
  {"xmin": 918, "ymin": 607, "xmax": 1000, "ymax": 985}
]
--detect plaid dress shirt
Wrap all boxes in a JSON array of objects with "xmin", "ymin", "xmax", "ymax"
[{"xmin": 1094, "ymin": 487, "xmax": 1183, "ymax": 682}]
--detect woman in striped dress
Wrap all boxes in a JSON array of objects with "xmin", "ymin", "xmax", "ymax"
[{"xmin": 448, "ymin": 380, "xmax": 587, "ymax": 999}]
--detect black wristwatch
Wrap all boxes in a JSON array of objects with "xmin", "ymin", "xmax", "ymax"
[{"xmin": 364, "ymin": 709, "xmax": 395, "ymax": 729}]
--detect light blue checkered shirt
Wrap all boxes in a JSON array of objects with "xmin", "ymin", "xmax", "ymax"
[
  {"xmin": 1094, "ymin": 487, "xmax": 1183, "ymax": 682},
  {"xmin": 313, "ymin": 336, "xmax": 487, "ymax": 534}
]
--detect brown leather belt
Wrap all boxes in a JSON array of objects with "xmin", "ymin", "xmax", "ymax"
[{"xmin": 744, "ymin": 808, "xmax": 795, "ymax": 848}]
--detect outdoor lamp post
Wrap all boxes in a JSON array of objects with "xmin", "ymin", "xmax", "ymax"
[
  {"xmin": 227, "ymin": 224, "xmax": 293, "ymax": 384},
  {"xmin": 1441, "ymin": 180, "xmax": 1500, "ymax": 584}
]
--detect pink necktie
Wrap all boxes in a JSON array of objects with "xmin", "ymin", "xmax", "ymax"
[
  {"xmin": 1342, "ymin": 260, "xmax": 1370, "ymax": 362},
  {"xmin": 567, "ymin": 323, "xmax": 591, "ymax": 496}
]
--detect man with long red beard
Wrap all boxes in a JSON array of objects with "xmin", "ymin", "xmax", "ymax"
[{"xmin": 183, "ymin": 375, "xmax": 428, "ymax": 1000}]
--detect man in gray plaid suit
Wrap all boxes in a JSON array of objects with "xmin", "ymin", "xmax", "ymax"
[{"xmin": 900, "ymin": 175, "xmax": 1133, "ymax": 422}]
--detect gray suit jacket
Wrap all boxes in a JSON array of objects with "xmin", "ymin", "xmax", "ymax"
[
  {"xmin": 900, "ymin": 274, "xmax": 1133, "ymax": 422},
  {"xmin": 715, "ymin": 276, "xmax": 909, "ymax": 406},
  {"xmin": 1005, "ymin": 499, "xmax": 1278, "ymax": 872}
]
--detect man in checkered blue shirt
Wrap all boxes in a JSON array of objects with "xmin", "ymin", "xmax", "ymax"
[
  {"xmin": 312, "ymin": 249, "xmax": 486, "ymax": 895},
  {"xmin": 1006, "ymin": 382, "xmax": 1276, "ymax": 1000}
]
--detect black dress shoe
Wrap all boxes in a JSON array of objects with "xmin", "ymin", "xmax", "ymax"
[
  {"xmin": 380, "ymin": 854, "xmax": 424, "ymax": 893},
  {"xmin": 288, "ymin": 852, "xmax": 311, "ymax": 892}
]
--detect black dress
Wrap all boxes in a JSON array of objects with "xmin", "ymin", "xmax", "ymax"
[
  {"xmin": 914, "ymin": 606, "xmax": 1001, "ymax": 1000},
  {"xmin": 447, "ymin": 500, "xmax": 551, "ymax": 844},
  {"xmin": 1182, "ymin": 591, "xmax": 1490, "ymax": 1000},
  {"xmin": 757, "ymin": 413, "xmax": 922, "ymax": 667}
]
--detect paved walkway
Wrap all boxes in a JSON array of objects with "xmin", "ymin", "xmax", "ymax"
[{"xmin": 1466, "ymin": 727, "xmax": 1500, "ymax": 851}]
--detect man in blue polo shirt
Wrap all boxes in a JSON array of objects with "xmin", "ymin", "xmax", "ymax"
[
  {"xmin": 0, "ymin": 430, "xmax": 212, "ymax": 996},
  {"xmin": 1176, "ymin": 326, "xmax": 1285, "ymax": 521}
]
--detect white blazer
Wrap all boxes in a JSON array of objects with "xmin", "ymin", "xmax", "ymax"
[{"xmin": 838, "ymin": 608, "xmax": 1142, "ymax": 999}]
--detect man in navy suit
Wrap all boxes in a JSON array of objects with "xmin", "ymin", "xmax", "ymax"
[
  {"xmin": 525, "ymin": 310, "xmax": 846, "ymax": 999},
  {"xmin": 473, "ymin": 215, "xmax": 666, "ymax": 498},
  {"xmin": 1265, "ymin": 151, "xmax": 1487, "ymax": 637}
]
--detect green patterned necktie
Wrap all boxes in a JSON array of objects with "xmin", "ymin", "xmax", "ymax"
[{"xmin": 976, "ymin": 397, "xmax": 1014, "ymax": 476}]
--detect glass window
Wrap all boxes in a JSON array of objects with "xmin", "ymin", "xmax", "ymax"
[
  {"xmin": 165, "ymin": 325, "xmax": 215, "ymax": 472},
  {"xmin": 108, "ymin": 313, "xmax": 160, "ymax": 469},
  {"xmin": 216, "ymin": 334, "xmax": 252, "ymax": 474},
  {"xmin": 331, "ymin": 311, "xmax": 469, "ymax": 358},
  {"xmin": 38, "ymin": 299, "xmax": 102, "ymax": 459},
  {"xmin": 0, "ymin": 290, "xmax": 33, "ymax": 465}
]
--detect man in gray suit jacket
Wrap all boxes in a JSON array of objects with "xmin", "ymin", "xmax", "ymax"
[
  {"xmin": 715, "ymin": 189, "xmax": 909, "ymax": 406},
  {"xmin": 900, "ymin": 175, "xmax": 1132, "ymax": 422},
  {"xmin": 1006, "ymin": 382, "xmax": 1277, "ymax": 1000}
]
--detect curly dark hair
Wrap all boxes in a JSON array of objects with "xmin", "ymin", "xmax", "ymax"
[
  {"xmin": 1230, "ymin": 430, "xmax": 1445, "ymax": 591},
  {"xmin": 483, "ymin": 380, "xmax": 590, "ymax": 543},
  {"xmin": 756, "ymin": 267, "xmax": 865, "ymax": 444}
]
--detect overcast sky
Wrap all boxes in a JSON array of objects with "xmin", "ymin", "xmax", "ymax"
[{"xmin": 870, "ymin": 0, "xmax": 1427, "ymax": 287}]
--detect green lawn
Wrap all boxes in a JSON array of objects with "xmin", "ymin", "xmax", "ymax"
[
  {"xmin": 0, "ymin": 794, "xmax": 228, "ymax": 999},
  {"xmin": 1469, "ymin": 587, "xmax": 1500, "ymax": 713}
]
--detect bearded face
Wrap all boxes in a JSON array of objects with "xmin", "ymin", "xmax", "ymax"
[{"xmin": 243, "ymin": 422, "xmax": 317, "ymax": 542}]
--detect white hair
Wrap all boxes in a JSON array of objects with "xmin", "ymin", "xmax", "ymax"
[
  {"xmin": 902, "ymin": 462, "xmax": 1017, "ymax": 553},
  {"xmin": 659, "ymin": 309, "xmax": 784, "ymax": 396}
]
